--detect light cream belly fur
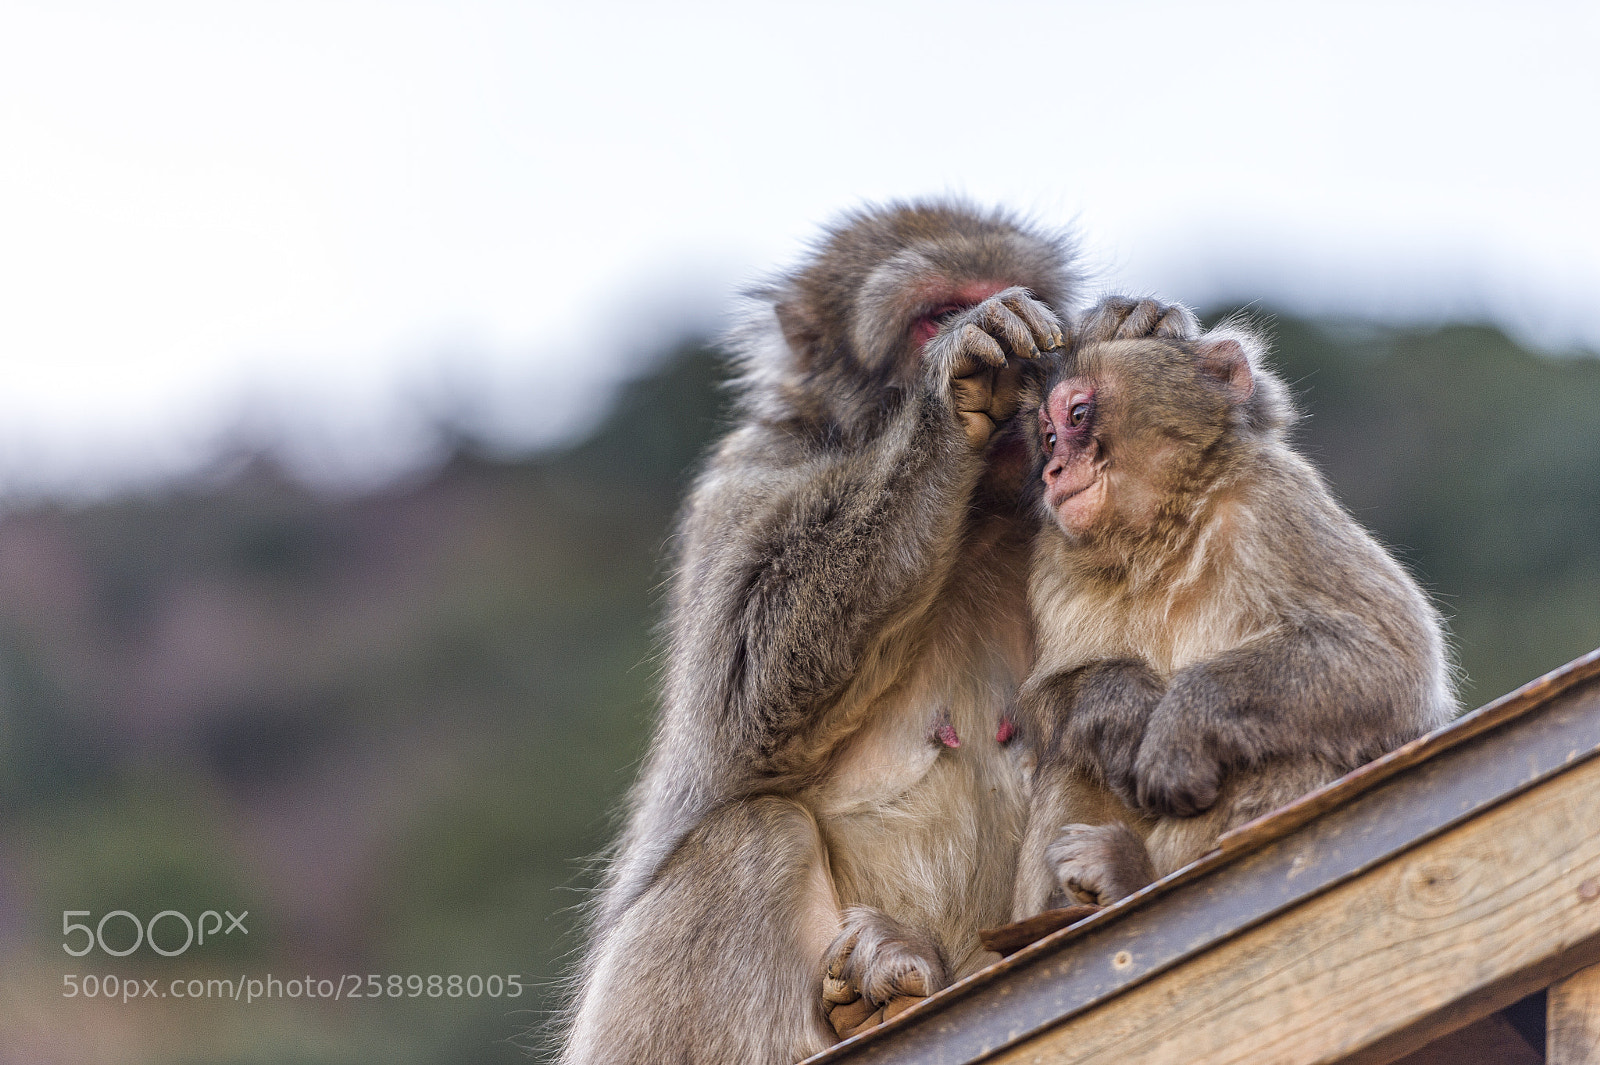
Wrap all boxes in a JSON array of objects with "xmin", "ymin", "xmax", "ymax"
[{"xmin": 804, "ymin": 645, "xmax": 1031, "ymax": 979}]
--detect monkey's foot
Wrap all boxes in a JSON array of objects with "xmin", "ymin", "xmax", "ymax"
[
  {"xmin": 821, "ymin": 906, "xmax": 947, "ymax": 1039},
  {"xmin": 1046, "ymin": 822, "xmax": 1159, "ymax": 906}
]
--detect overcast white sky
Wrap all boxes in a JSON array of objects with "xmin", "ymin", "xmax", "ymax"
[{"xmin": 1, "ymin": 0, "xmax": 1596, "ymax": 493}]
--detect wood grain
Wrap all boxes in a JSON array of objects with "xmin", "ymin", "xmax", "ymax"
[
  {"xmin": 1550, "ymin": 962, "xmax": 1600, "ymax": 1065},
  {"xmin": 984, "ymin": 749, "xmax": 1600, "ymax": 1065}
]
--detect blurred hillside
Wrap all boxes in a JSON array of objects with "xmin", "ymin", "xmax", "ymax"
[{"xmin": 0, "ymin": 315, "xmax": 1596, "ymax": 1064}]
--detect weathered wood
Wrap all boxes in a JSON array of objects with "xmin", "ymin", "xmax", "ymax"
[
  {"xmin": 806, "ymin": 651, "xmax": 1600, "ymax": 1065},
  {"xmin": 980, "ymin": 750, "xmax": 1600, "ymax": 1065},
  {"xmin": 1550, "ymin": 962, "xmax": 1600, "ymax": 1065},
  {"xmin": 1386, "ymin": 1011, "xmax": 1541, "ymax": 1065},
  {"xmin": 980, "ymin": 906, "xmax": 1100, "ymax": 957}
]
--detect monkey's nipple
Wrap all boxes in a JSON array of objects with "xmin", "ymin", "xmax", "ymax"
[
  {"xmin": 996, "ymin": 718, "xmax": 1016, "ymax": 744},
  {"xmin": 932, "ymin": 709, "xmax": 961, "ymax": 748}
]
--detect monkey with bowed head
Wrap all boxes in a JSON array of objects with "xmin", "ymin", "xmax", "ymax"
[
  {"xmin": 1011, "ymin": 318, "xmax": 1457, "ymax": 916},
  {"xmin": 557, "ymin": 202, "xmax": 1195, "ymax": 1064}
]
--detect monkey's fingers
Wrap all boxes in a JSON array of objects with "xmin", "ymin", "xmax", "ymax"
[
  {"xmin": 1133, "ymin": 746, "xmax": 1222, "ymax": 818},
  {"xmin": 822, "ymin": 971, "xmax": 858, "ymax": 1005},
  {"xmin": 985, "ymin": 361, "xmax": 1027, "ymax": 423},
  {"xmin": 973, "ymin": 300, "xmax": 1042, "ymax": 361},
  {"xmin": 946, "ymin": 323, "xmax": 1007, "ymax": 375},
  {"xmin": 1080, "ymin": 297, "xmax": 1199, "ymax": 343},
  {"xmin": 957, "ymin": 411, "xmax": 995, "ymax": 448},
  {"xmin": 1076, "ymin": 296, "xmax": 1140, "ymax": 343},
  {"xmin": 823, "ymin": 927, "xmax": 861, "ymax": 984},
  {"xmin": 1149, "ymin": 303, "xmax": 1199, "ymax": 339},
  {"xmin": 1000, "ymin": 291, "xmax": 1066, "ymax": 351},
  {"xmin": 951, "ymin": 368, "xmax": 1000, "ymax": 446},
  {"xmin": 1108, "ymin": 299, "xmax": 1165, "ymax": 339},
  {"xmin": 881, "ymin": 994, "xmax": 924, "ymax": 1023}
]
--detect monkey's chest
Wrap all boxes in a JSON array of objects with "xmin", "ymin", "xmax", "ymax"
[{"xmin": 807, "ymin": 665, "xmax": 1030, "ymax": 969}]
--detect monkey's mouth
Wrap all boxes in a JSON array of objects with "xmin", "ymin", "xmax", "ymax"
[{"xmin": 1047, "ymin": 471, "xmax": 1106, "ymax": 530}]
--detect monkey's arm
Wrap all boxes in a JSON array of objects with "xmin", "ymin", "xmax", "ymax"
[
  {"xmin": 1019, "ymin": 658, "xmax": 1166, "ymax": 796},
  {"xmin": 1130, "ymin": 614, "xmax": 1445, "ymax": 818},
  {"xmin": 669, "ymin": 289, "xmax": 1060, "ymax": 774},
  {"xmin": 1009, "ymin": 659, "xmax": 1163, "ymax": 917}
]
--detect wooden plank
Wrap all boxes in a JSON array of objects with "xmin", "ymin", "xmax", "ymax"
[
  {"xmin": 980, "ymin": 750, "xmax": 1600, "ymax": 1065},
  {"xmin": 807, "ymin": 662, "xmax": 1600, "ymax": 1065},
  {"xmin": 1550, "ymin": 962, "xmax": 1600, "ymax": 1065}
]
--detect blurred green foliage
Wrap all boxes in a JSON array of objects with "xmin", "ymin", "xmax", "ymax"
[{"xmin": 0, "ymin": 320, "xmax": 1595, "ymax": 1064}]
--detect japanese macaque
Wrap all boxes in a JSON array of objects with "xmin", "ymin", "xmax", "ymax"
[
  {"xmin": 1011, "ymin": 322, "xmax": 1457, "ymax": 916},
  {"xmin": 556, "ymin": 202, "xmax": 1191, "ymax": 1065}
]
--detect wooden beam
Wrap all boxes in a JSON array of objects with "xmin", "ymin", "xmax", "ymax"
[
  {"xmin": 1550, "ymin": 962, "xmax": 1600, "ymax": 1065},
  {"xmin": 979, "ymin": 750, "xmax": 1600, "ymax": 1065},
  {"xmin": 808, "ymin": 656, "xmax": 1600, "ymax": 1065}
]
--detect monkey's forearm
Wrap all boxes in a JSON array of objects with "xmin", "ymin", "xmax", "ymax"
[{"xmin": 1133, "ymin": 620, "xmax": 1443, "ymax": 816}]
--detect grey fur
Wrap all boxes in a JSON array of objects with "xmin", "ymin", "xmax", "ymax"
[
  {"xmin": 1013, "ymin": 325, "xmax": 1458, "ymax": 915},
  {"xmin": 558, "ymin": 202, "xmax": 1079, "ymax": 1065}
]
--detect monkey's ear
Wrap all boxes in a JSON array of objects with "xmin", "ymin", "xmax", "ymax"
[
  {"xmin": 1195, "ymin": 338, "xmax": 1254, "ymax": 403},
  {"xmin": 774, "ymin": 298, "xmax": 822, "ymax": 370}
]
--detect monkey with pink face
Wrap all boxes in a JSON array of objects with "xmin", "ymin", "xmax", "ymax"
[
  {"xmin": 1010, "ymin": 316, "xmax": 1457, "ymax": 915},
  {"xmin": 557, "ymin": 203, "xmax": 1195, "ymax": 1064}
]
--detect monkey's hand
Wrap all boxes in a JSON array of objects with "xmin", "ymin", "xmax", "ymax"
[
  {"xmin": 1075, "ymin": 296, "xmax": 1199, "ymax": 344},
  {"xmin": 1129, "ymin": 681, "xmax": 1232, "ymax": 817},
  {"xmin": 821, "ymin": 905, "xmax": 948, "ymax": 1039},
  {"xmin": 1047, "ymin": 822, "xmax": 1160, "ymax": 906},
  {"xmin": 1023, "ymin": 659, "xmax": 1165, "ymax": 805},
  {"xmin": 923, "ymin": 287, "xmax": 1063, "ymax": 448}
]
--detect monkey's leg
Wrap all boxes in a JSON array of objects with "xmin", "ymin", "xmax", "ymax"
[
  {"xmin": 821, "ymin": 906, "xmax": 948, "ymax": 1038},
  {"xmin": 561, "ymin": 797, "xmax": 840, "ymax": 1065},
  {"xmin": 1011, "ymin": 761, "xmax": 1134, "ymax": 919},
  {"xmin": 1144, "ymin": 760, "xmax": 1338, "ymax": 876},
  {"xmin": 1046, "ymin": 822, "xmax": 1159, "ymax": 906}
]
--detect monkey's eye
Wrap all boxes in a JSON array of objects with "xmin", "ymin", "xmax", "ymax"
[
  {"xmin": 1068, "ymin": 402, "xmax": 1091, "ymax": 427},
  {"xmin": 1045, "ymin": 431, "xmax": 1058, "ymax": 448}
]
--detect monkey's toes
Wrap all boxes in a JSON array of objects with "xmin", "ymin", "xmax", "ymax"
[
  {"xmin": 858, "ymin": 946, "xmax": 941, "ymax": 1004},
  {"xmin": 1047, "ymin": 822, "xmax": 1156, "ymax": 905},
  {"xmin": 823, "ymin": 905, "xmax": 947, "ymax": 1031}
]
